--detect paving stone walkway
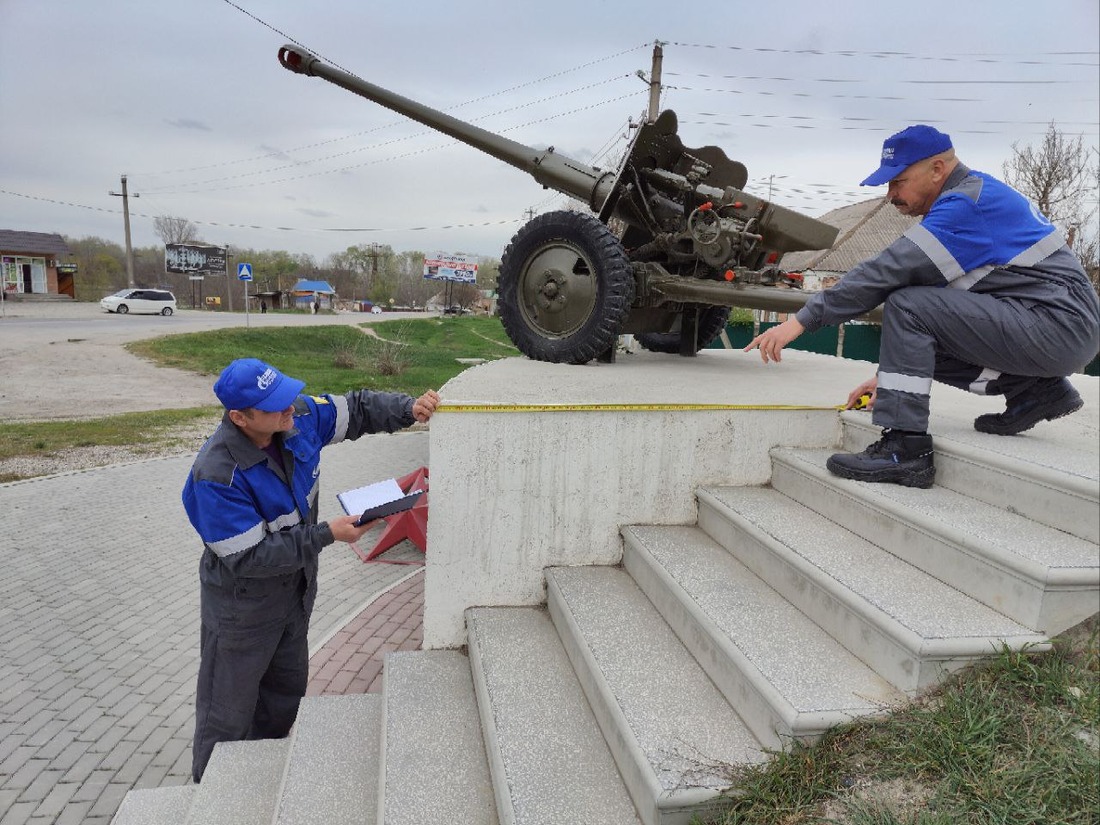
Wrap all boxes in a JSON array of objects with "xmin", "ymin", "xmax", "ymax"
[
  {"xmin": 307, "ymin": 568, "xmax": 424, "ymax": 697},
  {"xmin": 0, "ymin": 432, "xmax": 429, "ymax": 825}
]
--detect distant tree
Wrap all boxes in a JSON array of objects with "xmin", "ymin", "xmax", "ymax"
[
  {"xmin": 64, "ymin": 236, "xmax": 125, "ymax": 299},
  {"xmin": 1002, "ymin": 122, "xmax": 1099, "ymax": 287},
  {"xmin": 153, "ymin": 215, "xmax": 199, "ymax": 245}
]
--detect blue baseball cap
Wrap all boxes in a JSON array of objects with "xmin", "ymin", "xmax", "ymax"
[
  {"xmin": 213, "ymin": 358, "xmax": 305, "ymax": 412},
  {"xmin": 860, "ymin": 125, "xmax": 953, "ymax": 186}
]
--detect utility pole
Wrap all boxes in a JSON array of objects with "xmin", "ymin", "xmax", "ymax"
[
  {"xmin": 647, "ymin": 41, "xmax": 664, "ymax": 124},
  {"xmin": 366, "ymin": 243, "xmax": 382, "ymax": 295},
  {"xmin": 224, "ymin": 246, "xmax": 234, "ymax": 313},
  {"xmin": 109, "ymin": 174, "xmax": 138, "ymax": 287}
]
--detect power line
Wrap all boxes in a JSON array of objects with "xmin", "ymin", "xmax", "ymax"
[{"xmin": 668, "ymin": 41, "xmax": 1099, "ymax": 67}]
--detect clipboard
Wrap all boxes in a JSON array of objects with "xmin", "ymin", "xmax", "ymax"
[{"xmin": 351, "ymin": 490, "xmax": 423, "ymax": 526}]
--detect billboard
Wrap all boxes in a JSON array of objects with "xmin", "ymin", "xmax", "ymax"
[
  {"xmin": 165, "ymin": 243, "xmax": 227, "ymax": 275},
  {"xmin": 423, "ymin": 252, "xmax": 478, "ymax": 283}
]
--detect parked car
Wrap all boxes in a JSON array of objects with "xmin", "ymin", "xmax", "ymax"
[
  {"xmin": 370, "ymin": 305, "xmax": 383, "ymax": 314},
  {"xmin": 100, "ymin": 289, "xmax": 177, "ymax": 316}
]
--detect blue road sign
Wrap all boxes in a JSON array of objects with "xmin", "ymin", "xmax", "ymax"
[{"xmin": 237, "ymin": 263, "xmax": 253, "ymax": 281}]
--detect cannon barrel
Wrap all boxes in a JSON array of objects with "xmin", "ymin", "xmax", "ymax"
[{"xmin": 278, "ymin": 46, "xmax": 617, "ymax": 212}]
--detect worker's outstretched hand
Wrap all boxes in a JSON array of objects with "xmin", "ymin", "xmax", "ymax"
[
  {"xmin": 743, "ymin": 317, "xmax": 805, "ymax": 363},
  {"xmin": 412, "ymin": 390, "xmax": 440, "ymax": 423}
]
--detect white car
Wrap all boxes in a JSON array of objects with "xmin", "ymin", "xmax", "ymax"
[
  {"xmin": 370, "ymin": 305, "xmax": 383, "ymax": 314},
  {"xmin": 100, "ymin": 289, "xmax": 177, "ymax": 316}
]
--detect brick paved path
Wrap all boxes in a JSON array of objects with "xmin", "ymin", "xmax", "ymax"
[
  {"xmin": 307, "ymin": 568, "xmax": 424, "ymax": 697},
  {"xmin": 0, "ymin": 432, "xmax": 429, "ymax": 825}
]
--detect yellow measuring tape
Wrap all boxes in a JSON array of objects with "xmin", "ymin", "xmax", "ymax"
[{"xmin": 440, "ymin": 402, "xmax": 848, "ymax": 413}]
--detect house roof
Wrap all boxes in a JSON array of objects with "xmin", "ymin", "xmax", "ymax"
[
  {"xmin": 291, "ymin": 279, "xmax": 336, "ymax": 294},
  {"xmin": 0, "ymin": 230, "xmax": 72, "ymax": 256},
  {"xmin": 779, "ymin": 198, "xmax": 919, "ymax": 274}
]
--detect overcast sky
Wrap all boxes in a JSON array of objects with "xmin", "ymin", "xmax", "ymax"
[{"xmin": 2, "ymin": 0, "xmax": 1097, "ymax": 265}]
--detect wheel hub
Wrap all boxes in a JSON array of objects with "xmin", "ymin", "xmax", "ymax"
[{"xmin": 519, "ymin": 244, "xmax": 597, "ymax": 337}]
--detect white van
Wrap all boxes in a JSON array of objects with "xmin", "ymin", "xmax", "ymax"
[{"xmin": 100, "ymin": 289, "xmax": 177, "ymax": 316}]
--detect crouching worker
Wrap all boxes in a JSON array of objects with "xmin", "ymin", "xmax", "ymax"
[
  {"xmin": 182, "ymin": 358, "xmax": 439, "ymax": 782},
  {"xmin": 746, "ymin": 125, "xmax": 1099, "ymax": 489}
]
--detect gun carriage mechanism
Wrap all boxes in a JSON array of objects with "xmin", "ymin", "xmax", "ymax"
[{"xmin": 278, "ymin": 46, "xmax": 841, "ymax": 364}]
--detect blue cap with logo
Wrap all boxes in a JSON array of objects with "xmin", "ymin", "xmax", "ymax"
[
  {"xmin": 860, "ymin": 125, "xmax": 953, "ymax": 186},
  {"xmin": 213, "ymin": 358, "xmax": 305, "ymax": 412}
]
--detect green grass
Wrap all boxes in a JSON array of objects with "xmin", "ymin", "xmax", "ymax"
[
  {"xmin": 0, "ymin": 407, "xmax": 218, "ymax": 460},
  {"xmin": 125, "ymin": 316, "xmax": 519, "ymax": 398},
  {"xmin": 0, "ymin": 316, "xmax": 519, "ymax": 480},
  {"xmin": 704, "ymin": 626, "xmax": 1099, "ymax": 824}
]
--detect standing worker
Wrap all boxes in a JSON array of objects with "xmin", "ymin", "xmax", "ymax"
[
  {"xmin": 745, "ymin": 125, "xmax": 1099, "ymax": 488},
  {"xmin": 182, "ymin": 358, "xmax": 440, "ymax": 782}
]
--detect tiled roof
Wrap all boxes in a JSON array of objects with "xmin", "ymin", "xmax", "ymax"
[
  {"xmin": 0, "ymin": 230, "xmax": 72, "ymax": 256},
  {"xmin": 779, "ymin": 198, "xmax": 918, "ymax": 274}
]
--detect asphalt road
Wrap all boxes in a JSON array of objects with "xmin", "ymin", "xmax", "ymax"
[{"xmin": 0, "ymin": 301, "xmax": 432, "ymax": 422}]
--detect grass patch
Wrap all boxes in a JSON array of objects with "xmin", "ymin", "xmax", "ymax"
[
  {"xmin": 0, "ymin": 407, "xmax": 222, "ymax": 482},
  {"xmin": 704, "ymin": 623, "xmax": 1099, "ymax": 824},
  {"xmin": 1, "ymin": 316, "xmax": 519, "ymax": 479},
  {"xmin": 125, "ymin": 316, "xmax": 519, "ymax": 398}
]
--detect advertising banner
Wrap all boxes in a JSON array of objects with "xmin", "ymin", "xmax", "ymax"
[
  {"xmin": 423, "ymin": 252, "xmax": 478, "ymax": 283},
  {"xmin": 165, "ymin": 243, "xmax": 227, "ymax": 275}
]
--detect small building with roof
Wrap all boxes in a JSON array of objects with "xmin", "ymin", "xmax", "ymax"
[
  {"xmin": 289, "ymin": 279, "xmax": 337, "ymax": 312},
  {"xmin": 0, "ymin": 230, "xmax": 74, "ymax": 299},
  {"xmin": 779, "ymin": 198, "xmax": 919, "ymax": 290}
]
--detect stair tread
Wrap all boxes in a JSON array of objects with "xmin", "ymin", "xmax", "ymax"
[
  {"xmin": 548, "ymin": 565, "xmax": 766, "ymax": 795},
  {"xmin": 700, "ymin": 484, "xmax": 1044, "ymax": 643},
  {"xmin": 112, "ymin": 785, "xmax": 194, "ymax": 825},
  {"xmin": 778, "ymin": 447, "xmax": 1099, "ymax": 573},
  {"xmin": 274, "ymin": 694, "xmax": 381, "ymax": 825},
  {"xmin": 382, "ymin": 651, "xmax": 498, "ymax": 825},
  {"xmin": 468, "ymin": 606, "xmax": 644, "ymax": 825},
  {"xmin": 624, "ymin": 525, "xmax": 901, "ymax": 716},
  {"xmin": 187, "ymin": 738, "xmax": 289, "ymax": 825}
]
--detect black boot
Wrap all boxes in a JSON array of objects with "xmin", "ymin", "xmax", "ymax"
[
  {"xmin": 826, "ymin": 430, "xmax": 935, "ymax": 489},
  {"xmin": 974, "ymin": 377, "xmax": 1083, "ymax": 436}
]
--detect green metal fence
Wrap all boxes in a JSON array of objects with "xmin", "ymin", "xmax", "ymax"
[{"xmin": 713, "ymin": 322, "xmax": 1100, "ymax": 376}]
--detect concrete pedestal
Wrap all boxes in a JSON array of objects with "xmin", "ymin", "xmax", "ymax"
[{"xmin": 423, "ymin": 348, "xmax": 878, "ymax": 648}]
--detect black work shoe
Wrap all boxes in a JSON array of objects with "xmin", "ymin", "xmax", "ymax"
[
  {"xmin": 973, "ymin": 378, "xmax": 1083, "ymax": 436},
  {"xmin": 826, "ymin": 430, "xmax": 935, "ymax": 488}
]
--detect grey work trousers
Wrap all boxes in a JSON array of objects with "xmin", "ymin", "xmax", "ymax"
[
  {"xmin": 873, "ymin": 284, "xmax": 1100, "ymax": 433},
  {"xmin": 191, "ymin": 579, "xmax": 310, "ymax": 783}
]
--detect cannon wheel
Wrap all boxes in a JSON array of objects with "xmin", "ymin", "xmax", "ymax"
[
  {"xmin": 637, "ymin": 305, "xmax": 731, "ymax": 354},
  {"xmin": 499, "ymin": 210, "xmax": 635, "ymax": 364}
]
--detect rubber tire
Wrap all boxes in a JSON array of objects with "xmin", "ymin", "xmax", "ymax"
[
  {"xmin": 499, "ymin": 210, "xmax": 634, "ymax": 364},
  {"xmin": 116, "ymin": 304, "xmax": 129, "ymax": 315},
  {"xmin": 637, "ymin": 305, "xmax": 731, "ymax": 354},
  {"xmin": 161, "ymin": 307, "xmax": 173, "ymax": 316}
]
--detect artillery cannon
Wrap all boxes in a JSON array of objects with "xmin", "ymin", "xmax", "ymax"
[{"xmin": 278, "ymin": 46, "xmax": 841, "ymax": 364}]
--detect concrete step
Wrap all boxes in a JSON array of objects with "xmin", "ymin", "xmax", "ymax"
[
  {"xmin": 622, "ymin": 525, "xmax": 903, "ymax": 750},
  {"xmin": 771, "ymin": 447, "xmax": 1100, "ymax": 634},
  {"xmin": 380, "ymin": 650, "xmax": 498, "ymax": 825},
  {"xmin": 696, "ymin": 485, "xmax": 1048, "ymax": 692},
  {"xmin": 273, "ymin": 694, "xmax": 381, "ymax": 825},
  {"xmin": 466, "ymin": 606, "xmax": 645, "ymax": 825},
  {"xmin": 110, "ymin": 785, "xmax": 194, "ymax": 825},
  {"xmin": 546, "ymin": 566, "xmax": 766, "ymax": 825},
  {"xmin": 841, "ymin": 413, "xmax": 1100, "ymax": 543},
  {"xmin": 185, "ymin": 738, "xmax": 289, "ymax": 825}
]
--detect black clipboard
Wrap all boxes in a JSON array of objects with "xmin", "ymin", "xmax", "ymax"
[{"xmin": 353, "ymin": 490, "xmax": 424, "ymax": 526}]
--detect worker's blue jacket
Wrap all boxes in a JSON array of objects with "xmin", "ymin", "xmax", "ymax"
[
  {"xmin": 182, "ymin": 390, "xmax": 415, "ymax": 626},
  {"xmin": 796, "ymin": 163, "xmax": 1098, "ymax": 332}
]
